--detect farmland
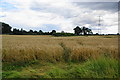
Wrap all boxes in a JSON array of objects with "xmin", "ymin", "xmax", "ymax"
[{"xmin": 2, "ymin": 35, "xmax": 119, "ymax": 78}]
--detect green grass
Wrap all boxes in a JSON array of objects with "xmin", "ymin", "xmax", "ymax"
[
  {"xmin": 2, "ymin": 56, "xmax": 119, "ymax": 78},
  {"xmin": 44, "ymin": 57, "xmax": 118, "ymax": 78},
  {"xmin": 59, "ymin": 42, "xmax": 71, "ymax": 62},
  {"xmin": 66, "ymin": 57, "xmax": 118, "ymax": 78}
]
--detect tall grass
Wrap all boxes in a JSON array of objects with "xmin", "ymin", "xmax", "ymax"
[
  {"xmin": 2, "ymin": 35, "xmax": 118, "ymax": 78},
  {"xmin": 2, "ymin": 35, "xmax": 118, "ymax": 63},
  {"xmin": 45, "ymin": 57, "xmax": 118, "ymax": 78},
  {"xmin": 59, "ymin": 42, "xmax": 71, "ymax": 62}
]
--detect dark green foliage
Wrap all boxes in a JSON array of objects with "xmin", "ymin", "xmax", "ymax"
[
  {"xmin": 38, "ymin": 30, "xmax": 43, "ymax": 35},
  {"xmin": 53, "ymin": 33, "xmax": 74, "ymax": 36},
  {"xmin": 2, "ymin": 57, "xmax": 118, "ymax": 78},
  {"xmin": 1, "ymin": 22, "xmax": 12, "ymax": 34},
  {"xmin": 3, "ymin": 60, "xmax": 39, "ymax": 71},
  {"xmin": 1, "ymin": 22, "xmax": 119, "ymax": 36},
  {"xmin": 73, "ymin": 26, "xmax": 82, "ymax": 35},
  {"xmin": 67, "ymin": 57, "xmax": 118, "ymax": 78},
  {"xmin": 73, "ymin": 26, "xmax": 93, "ymax": 35},
  {"xmin": 45, "ymin": 57, "xmax": 118, "ymax": 78},
  {"xmin": 50, "ymin": 30, "xmax": 56, "ymax": 35},
  {"xmin": 3, "ymin": 71, "xmax": 21, "ymax": 78},
  {"xmin": 13, "ymin": 28, "xmax": 21, "ymax": 35}
]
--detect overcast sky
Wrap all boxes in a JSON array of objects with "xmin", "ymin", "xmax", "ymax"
[{"xmin": 0, "ymin": 0, "xmax": 119, "ymax": 34}]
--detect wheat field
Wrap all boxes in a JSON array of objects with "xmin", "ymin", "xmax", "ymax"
[{"xmin": 2, "ymin": 35, "xmax": 118, "ymax": 63}]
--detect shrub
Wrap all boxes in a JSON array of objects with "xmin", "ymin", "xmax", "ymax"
[{"xmin": 53, "ymin": 33, "xmax": 74, "ymax": 37}]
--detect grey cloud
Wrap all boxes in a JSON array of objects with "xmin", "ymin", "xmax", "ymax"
[
  {"xmin": 30, "ymin": 2, "xmax": 76, "ymax": 18},
  {"xmin": 70, "ymin": 0, "xmax": 119, "ymax": 2},
  {"xmin": 74, "ymin": 2, "xmax": 118, "ymax": 12},
  {"xmin": 29, "ymin": 1, "xmax": 118, "ymax": 33},
  {"xmin": 74, "ymin": 19, "xmax": 97, "ymax": 26},
  {"xmin": 118, "ymin": 1, "xmax": 120, "ymax": 11},
  {"xmin": 73, "ymin": 15, "xmax": 98, "ymax": 26}
]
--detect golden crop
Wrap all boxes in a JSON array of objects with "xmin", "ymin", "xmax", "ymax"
[{"xmin": 2, "ymin": 35, "xmax": 118, "ymax": 63}]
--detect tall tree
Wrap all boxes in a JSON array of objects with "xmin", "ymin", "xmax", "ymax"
[
  {"xmin": 73, "ymin": 26, "xmax": 82, "ymax": 35},
  {"xmin": 82, "ymin": 26, "xmax": 93, "ymax": 35},
  {"xmin": 51, "ymin": 30, "xmax": 56, "ymax": 35},
  {"xmin": 82, "ymin": 26, "xmax": 87, "ymax": 35},
  {"xmin": 34, "ymin": 30, "xmax": 38, "ymax": 35},
  {"xmin": 0, "ymin": 22, "xmax": 2, "ymax": 34},
  {"xmin": 74, "ymin": 26, "xmax": 93, "ymax": 35},
  {"xmin": 28, "ymin": 30, "xmax": 34, "ymax": 35},
  {"xmin": 87, "ymin": 28, "xmax": 93, "ymax": 35},
  {"xmin": 2, "ymin": 22, "xmax": 12, "ymax": 34},
  {"xmin": 38, "ymin": 30, "xmax": 43, "ymax": 35},
  {"xmin": 13, "ymin": 28, "xmax": 20, "ymax": 35}
]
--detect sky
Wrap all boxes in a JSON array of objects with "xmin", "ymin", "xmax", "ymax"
[{"xmin": 0, "ymin": 0, "xmax": 119, "ymax": 34}]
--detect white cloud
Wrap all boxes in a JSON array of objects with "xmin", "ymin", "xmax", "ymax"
[{"xmin": 0, "ymin": 0, "xmax": 118, "ymax": 34}]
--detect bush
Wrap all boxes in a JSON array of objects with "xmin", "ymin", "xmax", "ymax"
[{"xmin": 53, "ymin": 33, "xmax": 74, "ymax": 37}]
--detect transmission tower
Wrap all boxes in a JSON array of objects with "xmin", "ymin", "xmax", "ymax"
[{"xmin": 98, "ymin": 16, "xmax": 102, "ymax": 35}]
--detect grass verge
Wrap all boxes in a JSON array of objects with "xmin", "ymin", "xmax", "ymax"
[{"xmin": 3, "ymin": 56, "xmax": 118, "ymax": 78}]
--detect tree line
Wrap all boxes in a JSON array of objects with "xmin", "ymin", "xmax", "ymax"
[
  {"xmin": 0, "ymin": 22, "xmax": 94, "ymax": 36},
  {"xmin": 0, "ymin": 22, "xmax": 57, "ymax": 35}
]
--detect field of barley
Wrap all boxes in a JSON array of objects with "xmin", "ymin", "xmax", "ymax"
[{"xmin": 2, "ymin": 35, "xmax": 119, "ymax": 78}]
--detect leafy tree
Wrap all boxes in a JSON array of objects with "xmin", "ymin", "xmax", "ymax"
[
  {"xmin": 20, "ymin": 28, "xmax": 23, "ymax": 32},
  {"xmin": 82, "ymin": 26, "xmax": 88, "ymax": 35},
  {"xmin": 87, "ymin": 28, "xmax": 93, "ymax": 35},
  {"xmin": 39, "ymin": 30, "xmax": 43, "ymax": 35},
  {"xmin": 13, "ymin": 28, "xmax": 21, "ymax": 35},
  {"xmin": 22, "ymin": 30, "xmax": 27, "ymax": 35},
  {"xmin": 29, "ymin": 30, "xmax": 33, "ymax": 33},
  {"xmin": 28, "ymin": 30, "xmax": 34, "ymax": 35},
  {"xmin": 2, "ymin": 22, "xmax": 12, "ymax": 34},
  {"xmin": 82, "ymin": 26, "xmax": 93, "ymax": 35},
  {"xmin": 96, "ymin": 33, "xmax": 99, "ymax": 35},
  {"xmin": 0, "ymin": 22, "xmax": 2, "ymax": 34},
  {"xmin": 51, "ymin": 30, "xmax": 56, "ymax": 35},
  {"xmin": 73, "ymin": 26, "xmax": 82, "ymax": 35},
  {"xmin": 44, "ymin": 32, "xmax": 50, "ymax": 35},
  {"xmin": 74, "ymin": 26, "xmax": 93, "ymax": 35},
  {"xmin": 20, "ymin": 28, "xmax": 24, "ymax": 35},
  {"xmin": 61, "ymin": 31, "xmax": 65, "ymax": 33},
  {"xmin": 33, "ymin": 30, "xmax": 38, "ymax": 35}
]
